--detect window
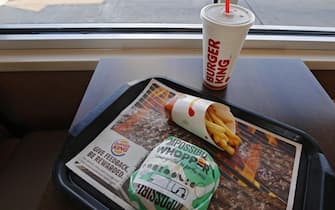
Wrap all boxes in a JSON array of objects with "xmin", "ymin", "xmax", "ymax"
[
  {"xmin": 0, "ymin": 0, "xmax": 335, "ymax": 52},
  {"xmin": 0, "ymin": 0, "xmax": 334, "ymax": 26}
]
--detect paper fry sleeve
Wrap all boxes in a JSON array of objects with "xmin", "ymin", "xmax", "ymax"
[{"xmin": 165, "ymin": 94, "xmax": 241, "ymax": 155}]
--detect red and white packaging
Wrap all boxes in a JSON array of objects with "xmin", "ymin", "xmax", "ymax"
[
  {"xmin": 201, "ymin": 3, "xmax": 255, "ymax": 90},
  {"xmin": 165, "ymin": 94, "xmax": 238, "ymax": 154}
]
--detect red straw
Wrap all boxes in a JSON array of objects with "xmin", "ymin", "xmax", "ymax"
[{"xmin": 225, "ymin": 0, "xmax": 230, "ymax": 14}]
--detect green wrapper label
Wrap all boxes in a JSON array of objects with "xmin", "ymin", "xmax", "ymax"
[{"xmin": 128, "ymin": 136, "xmax": 220, "ymax": 210}]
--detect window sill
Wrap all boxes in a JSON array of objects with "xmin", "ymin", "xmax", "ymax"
[{"xmin": 0, "ymin": 48, "xmax": 334, "ymax": 72}]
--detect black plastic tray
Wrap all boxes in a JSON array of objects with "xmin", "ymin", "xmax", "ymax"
[{"xmin": 53, "ymin": 77, "xmax": 335, "ymax": 210}]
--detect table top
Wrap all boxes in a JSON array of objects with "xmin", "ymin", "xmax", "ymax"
[{"xmin": 70, "ymin": 55, "xmax": 335, "ymax": 169}]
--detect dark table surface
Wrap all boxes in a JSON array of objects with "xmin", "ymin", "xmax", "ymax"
[{"xmin": 70, "ymin": 55, "xmax": 335, "ymax": 169}]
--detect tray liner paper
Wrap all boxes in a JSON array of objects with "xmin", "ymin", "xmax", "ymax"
[{"xmin": 66, "ymin": 79, "xmax": 302, "ymax": 210}]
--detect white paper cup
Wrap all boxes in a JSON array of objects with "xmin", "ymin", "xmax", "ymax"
[{"xmin": 201, "ymin": 3, "xmax": 255, "ymax": 90}]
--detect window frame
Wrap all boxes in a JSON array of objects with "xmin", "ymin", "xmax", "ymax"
[
  {"xmin": 1, "ymin": 23, "xmax": 335, "ymax": 50},
  {"xmin": 1, "ymin": 23, "xmax": 335, "ymax": 73}
]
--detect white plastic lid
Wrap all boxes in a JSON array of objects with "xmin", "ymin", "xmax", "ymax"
[{"xmin": 201, "ymin": 3, "xmax": 255, "ymax": 26}]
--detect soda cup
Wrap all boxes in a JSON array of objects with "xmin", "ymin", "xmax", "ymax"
[{"xmin": 201, "ymin": 3, "xmax": 255, "ymax": 90}]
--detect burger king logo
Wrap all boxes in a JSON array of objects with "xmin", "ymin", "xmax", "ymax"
[{"xmin": 111, "ymin": 139, "xmax": 130, "ymax": 156}]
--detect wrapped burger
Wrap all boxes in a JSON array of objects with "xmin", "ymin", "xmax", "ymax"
[
  {"xmin": 128, "ymin": 136, "xmax": 220, "ymax": 210},
  {"xmin": 165, "ymin": 94, "xmax": 241, "ymax": 155}
]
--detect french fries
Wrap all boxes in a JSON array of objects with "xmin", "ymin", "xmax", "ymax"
[{"xmin": 205, "ymin": 105, "xmax": 241, "ymax": 155}]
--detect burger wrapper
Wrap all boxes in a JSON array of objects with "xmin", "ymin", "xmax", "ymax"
[{"xmin": 128, "ymin": 137, "xmax": 220, "ymax": 210}]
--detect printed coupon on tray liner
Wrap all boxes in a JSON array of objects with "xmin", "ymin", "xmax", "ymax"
[{"xmin": 66, "ymin": 128, "xmax": 148, "ymax": 209}]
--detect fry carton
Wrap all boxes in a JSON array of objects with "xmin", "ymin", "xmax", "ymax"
[{"xmin": 165, "ymin": 94, "xmax": 241, "ymax": 155}]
